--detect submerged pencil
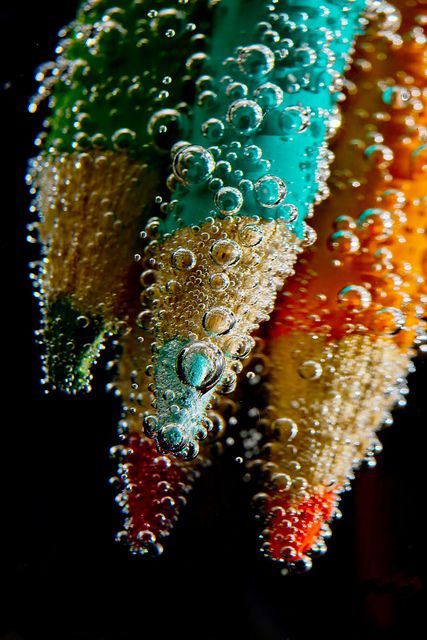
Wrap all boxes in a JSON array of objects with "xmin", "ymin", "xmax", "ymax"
[
  {"xmin": 28, "ymin": 0, "xmax": 213, "ymax": 392},
  {"xmin": 248, "ymin": 0, "xmax": 427, "ymax": 568},
  {"xmin": 139, "ymin": 0, "xmax": 367, "ymax": 459},
  {"xmin": 110, "ymin": 326, "xmax": 229, "ymax": 555}
]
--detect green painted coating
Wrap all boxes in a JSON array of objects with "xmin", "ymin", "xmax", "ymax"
[
  {"xmin": 34, "ymin": 1, "xmax": 214, "ymax": 393},
  {"xmin": 159, "ymin": 0, "xmax": 367, "ymax": 239},
  {"xmin": 42, "ymin": 0, "xmax": 212, "ymax": 158}
]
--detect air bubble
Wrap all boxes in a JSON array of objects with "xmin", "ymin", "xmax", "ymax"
[
  {"xmin": 171, "ymin": 248, "xmax": 196, "ymax": 270},
  {"xmin": 254, "ymin": 82, "xmax": 283, "ymax": 110},
  {"xmin": 203, "ymin": 307, "xmax": 235, "ymax": 336},
  {"xmin": 172, "ymin": 144, "xmax": 215, "ymax": 186},
  {"xmin": 272, "ymin": 417, "xmax": 298, "ymax": 441},
  {"xmin": 111, "ymin": 128, "xmax": 136, "ymax": 150},
  {"xmin": 201, "ymin": 118, "xmax": 225, "ymax": 141},
  {"xmin": 254, "ymin": 175, "xmax": 287, "ymax": 208},
  {"xmin": 223, "ymin": 334, "xmax": 254, "ymax": 359},
  {"xmin": 279, "ymin": 106, "xmax": 311, "ymax": 135},
  {"xmin": 227, "ymin": 99, "xmax": 263, "ymax": 135},
  {"xmin": 372, "ymin": 307, "xmax": 405, "ymax": 335},
  {"xmin": 337, "ymin": 285, "xmax": 372, "ymax": 313},
  {"xmin": 382, "ymin": 86, "xmax": 411, "ymax": 109},
  {"xmin": 157, "ymin": 424, "xmax": 186, "ymax": 453},
  {"xmin": 238, "ymin": 224, "xmax": 264, "ymax": 247},
  {"xmin": 327, "ymin": 230, "xmax": 360, "ymax": 255},
  {"xmin": 237, "ymin": 44, "xmax": 275, "ymax": 78},
  {"xmin": 298, "ymin": 360, "xmax": 323, "ymax": 380},
  {"xmin": 364, "ymin": 144, "xmax": 393, "ymax": 169},
  {"xmin": 177, "ymin": 341, "xmax": 225, "ymax": 391},
  {"xmin": 210, "ymin": 239, "xmax": 242, "ymax": 267},
  {"xmin": 209, "ymin": 272, "xmax": 230, "ymax": 291},
  {"xmin": 358, "ymin": 208, "xmax": 393, "ymax": 241},
  {"xmin": 302, "ymin": 224, "xmax": 317, "ymax": 247},
  {"xmin": 136, "ymin": 310, "xmax": 152, "ymax": 330},
  {"xmin": 147, "ymin": 109, "xmax": 186, "ymax": 150},
  {"xmin": 215, "ymin": 186, "xmax": 243, "ymax": 215},
  {"xmin": 150, "ymin": 8, "xmax": 185, "ymax": 39}
]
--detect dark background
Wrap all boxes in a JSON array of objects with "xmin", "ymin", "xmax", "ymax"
[{"xmin": 4, "ymin": 2, "xmax": 426, "ymax": 638}]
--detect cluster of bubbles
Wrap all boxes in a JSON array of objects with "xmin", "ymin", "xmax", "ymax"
[
  {"xmin": 25, "ymin": 0, "xmax": 427, "ymax": 569},
  {"xmin": 241, "ymin": 1, "xmax": 427, "ymax": 569},
  {"xmin": 135, "ymin": 0, "xmax": 367, "ymax": 456},
  {"xmin": 27, "ymin": 150, "xmax": 152, "ymax": 392},
  {"xmin": 162, "ymin": 0, "xmax": 364, "ymax": 231},
  {"xmin": 138, "ymin": 212, "xmax": 305, "ymax": 458},
  {"xmin": 28, "ymin": 1, "xmax": 219, "ymax": 392},
  {"xmin": 270, "ymin": 25, "xmax": 427, "ymax": 344},
  {"xmin": 30, "ymin": 1, "xmax": 215, "ymax": 159},
  {"xmin": 169, "ymin": 138, "xmax": 296, "ymax": 225},
  {"xmin": 244, "ymin": 331, "xmax": 411, "ymax": 568},
  {"xmin": 28, "ymin": 0, "xmax": 361, "ymax": 407},
  {"xmin": 113, "ymin": 433, "xmax": 196, "ymax": 557}
]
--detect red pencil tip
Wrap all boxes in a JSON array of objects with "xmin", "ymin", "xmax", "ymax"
[
  {"xmin": 263, "ymin": 489, "xmax": 338, "ymax": 564},
  {"xmin": 116, "ymin": 434, "xmax": 197, "ymax": 555}
]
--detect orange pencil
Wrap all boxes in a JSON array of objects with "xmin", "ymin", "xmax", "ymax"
[{"xmin": 249, "ymin": 0, "xmax": 427, "ymax": 568}]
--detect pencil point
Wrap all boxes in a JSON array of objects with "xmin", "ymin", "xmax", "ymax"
[{"xmin": 42, "ymin": 298, "xmax": 105, "ymax": 393}]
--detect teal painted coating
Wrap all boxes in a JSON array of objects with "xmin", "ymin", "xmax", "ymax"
[{"xmin": 160, "ymin": 0, "xmax": 366, "ymax": 239}]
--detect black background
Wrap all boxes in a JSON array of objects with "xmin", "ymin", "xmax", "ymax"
[{"xmin": 4, "ymin": 2, "xmax": 427, "ymax": 638}]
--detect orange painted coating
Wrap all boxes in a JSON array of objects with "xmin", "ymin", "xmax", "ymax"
[{"xmin": 270, "ymin": 2, "xmax": 427, "ymax": 349}]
